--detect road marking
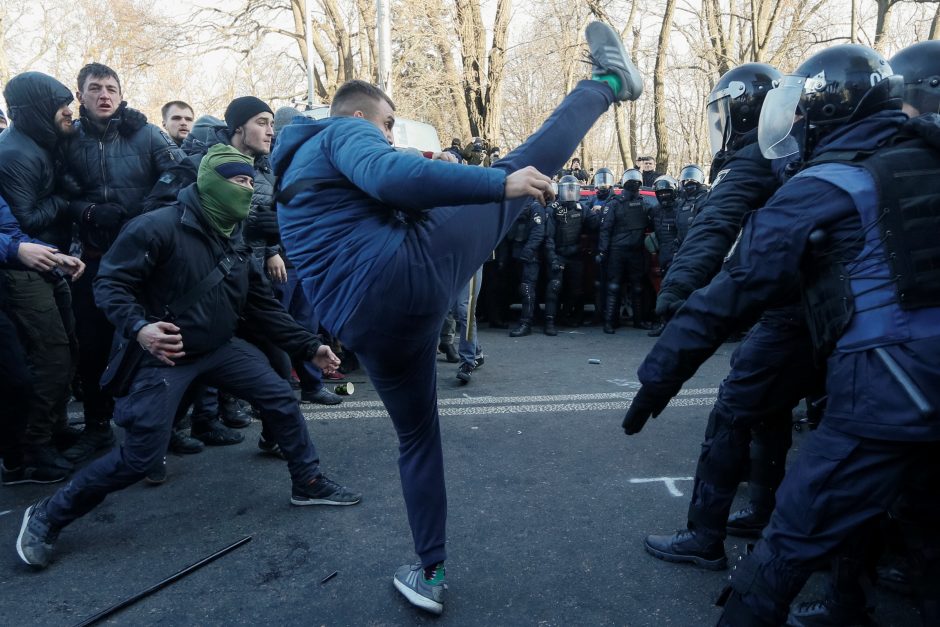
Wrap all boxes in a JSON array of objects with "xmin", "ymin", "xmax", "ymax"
[
  {"xmin": 0, "ymin": 510, "xmax": 11, "ymax": 518},
  {"xmin": 302, "ymin": 389, "xmax": 718, "ymax": 421},
  {"xmin": 629, "ymin": 477, "xmax": 695, "ymax": 497}
]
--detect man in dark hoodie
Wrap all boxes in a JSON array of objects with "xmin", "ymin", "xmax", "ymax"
[
  {"xmin": 15, "ymin": 144, "xmax": 360, "ymax": 570},
  {"xmin": 60, "ymin": 62, "xmax": 185, "ymax": 464},
  {"xmin": 0, "ymin": 71, "xmax": 82, "ymax": 479},
  {"xmin": 272, "ymin": 22, "xmax": 641, "ymax": 615},
  {"xmin": 620, "ymin": 44, "xmax": 940, "ymax": 626}
]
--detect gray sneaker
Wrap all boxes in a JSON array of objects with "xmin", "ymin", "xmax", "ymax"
[
  {"xmin": 290, "ymin": 475, "xmax": 361, "ymax": 506},
  {"xmin": 393, "ymin": 562, "xmax": 445, "ymax": 615},
  {"xmin": 16, "ymin": 498, "xmax": 59, "ymax": 568},
  {"xmin": 585, "ymin": 21, "xmax": 643, "ymax": 102}
]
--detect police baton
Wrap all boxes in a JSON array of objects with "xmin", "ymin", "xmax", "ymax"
[
  {"xmin": 873, "ymin": 347, "xmax": 934, "ymax": 419},
  {"xmin": 71, "ymin": 535, "xmax": 252, "ymax": 627}
]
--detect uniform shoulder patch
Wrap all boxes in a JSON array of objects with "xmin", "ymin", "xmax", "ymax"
[
  {"xmin": 533, "ymin": 214, "xmax": 542, "ymax": 225},
  {"xmin": 711, "ymin": 169, "xmax": 731, "ymax": 188}
]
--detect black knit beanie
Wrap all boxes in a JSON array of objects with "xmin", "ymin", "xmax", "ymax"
[{"xmin": 224, "ymin": 96, "xmax": 273, "ymax": 135}]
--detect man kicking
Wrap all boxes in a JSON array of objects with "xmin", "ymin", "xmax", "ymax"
[{"xmin": 271, "ymin": 21, "xmax": 642, "ymax": 614}]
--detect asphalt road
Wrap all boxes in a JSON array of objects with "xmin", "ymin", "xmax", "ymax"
[{"xmin": 0, "ymin": 323, "xmax": 922, "ymax": 626}]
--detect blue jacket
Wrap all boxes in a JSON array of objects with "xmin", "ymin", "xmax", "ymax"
[
  {"xmin": 0, "ymin": 194, "xmax": 48, "ymax": 269},
  {"xmin": 271, "ymin": 116, "xmax": 506, "ymax": 335},
  {"xmin": 639, "ymin": 110, "xmax": 940, "ymax": 441}
]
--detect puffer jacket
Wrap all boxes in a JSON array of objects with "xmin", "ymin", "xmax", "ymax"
[{"xmin": 0, "ymin": 72, "xmax": 74, "ymax": 250}]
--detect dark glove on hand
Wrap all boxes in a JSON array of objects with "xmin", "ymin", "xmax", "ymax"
[
  {"xmin": 246, "ymin": 209, "xmax": 280, "ymax": 243},
  {"xmin": 622, "ymin": 386, "xmax": 672, "ymax": 435},
  {"xmin": 655, "ymin": 290, "xmax": 685, "ymax": 319},
  {"xmin": 551, "ymin": 263, "xmax": 564, "ymax": 273},
  {"xmin": 595, "ymin": 253, "xmax": 605, "ymax": 265},
  {"xmin": 82, "ymin": 203, "xmax": 127, "ymax": 229}
]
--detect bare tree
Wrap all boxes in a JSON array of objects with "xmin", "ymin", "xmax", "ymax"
[{"xmin": 654, "ymin": 0, "xmax": 678, "ymax": 175}]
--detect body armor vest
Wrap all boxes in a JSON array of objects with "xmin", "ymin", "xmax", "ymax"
[{"xmin": 552, "ymin": 202, "xmax": 583, "ymax": 256}]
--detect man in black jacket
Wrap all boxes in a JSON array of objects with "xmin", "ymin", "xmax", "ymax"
[
  {"xmin": 15, "ymin": 144, "xmax": 361, "ymax": 570},
  {"xmin": 60, "ymin": 62, "xmax": 185, "ymax": 463},
  {"xmin": 0, "ymin": 71, "xmax": 81, "ymax": 478}
]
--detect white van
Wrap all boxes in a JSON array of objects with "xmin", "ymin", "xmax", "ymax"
[{"xmin": 298, "ymin": 105, "xmax": 441, "ymax": 153}]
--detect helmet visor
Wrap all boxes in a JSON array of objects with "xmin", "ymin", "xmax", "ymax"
[
  {"xmin": 594, "ymin": 171, "xmax": 614, "ymax": 188},
  {"xmin": 758, "ymin": 75, "xmax": 805, "ymax": 159},
  {"xmin": 558, "ymin": 181, "xmax": 580, "ymax": 202},
  {"xmin": 707, "ymin": 96, "xmax": 730, "ymax": 157}
]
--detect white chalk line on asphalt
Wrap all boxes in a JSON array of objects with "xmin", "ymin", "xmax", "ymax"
[
  {"xmin": 629, "ymin": 477, "xmax": 695, "ymax": 497},
  {"xmin": 0, "ymin": 510, "xmax": 11, "ymax": 518}
]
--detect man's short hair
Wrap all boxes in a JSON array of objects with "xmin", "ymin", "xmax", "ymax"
[
  {"xmin": 330, "ymin": 80, "xmax": 396, "ymax": 118},
  {"xmin": 161, "ymin": 100, "xmax": 194, "ymax": 121},
  {"xmin": 77, "ymin": 62, "xmax": 121, "ymax": 92},
  {"xmin": 638, "ymin": 156, "xmax": 654, "ymax": 163}
]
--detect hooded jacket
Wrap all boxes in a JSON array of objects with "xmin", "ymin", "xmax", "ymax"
[
  {"xmin": 0, "ymin": 72, "xmax": 74, "ymax": 250},
  {"xmin": 94, "ymin": 184, "xmax": 320, "ymax": 365},
  {"xmin": 271, "ymin": 115, "xmax": 505, "ymax": 336}
]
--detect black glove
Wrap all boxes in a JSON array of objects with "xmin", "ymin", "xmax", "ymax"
[
  {"xmin": 550, "ymin": 262, "xmax": 564, "ymax": 273},
  {"xmin": 594, "ymin": 253, "xmax": 605, "ymax": 265},
  {"xmin": 245, "ymin": 208, "xmax": 280, "ymax": 243},
  {"xmin": 82, "ymin": 203, "xmax": 127, "ymax": 230},
  {"xmin": 655, "ymin": 290, "xmax": 685, "ymax": 319},
  {"xmin": 622, "ymin": 386, "xmax": 672, "ymax": 435}
]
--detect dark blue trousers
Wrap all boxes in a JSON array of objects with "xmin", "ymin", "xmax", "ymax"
[
  {"xmin": 46, "ymin": 338, "xmax": 320, "ymax": 527},
  {"xmin": 0, "ymin": 306, "xmax": 32, "ymax": 466},
  {"xmin": 729, "ymin": 423, "xmax": 940, "ymax": 624},
  {"xmin": 339, "ymin": 80, "xmax": 614, "ymax": 567},
  {"xmin": 687, "ymin": 309, "xmax": 822, "ymax": 538},
  {"xmin": 275, "ymin": 266, "xmax": 324, "ymax": 393}
]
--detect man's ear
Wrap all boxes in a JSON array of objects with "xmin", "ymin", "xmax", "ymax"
[
  {"xmin": 75, "ymin": 91, "xmax": 84, "ymax": 105},
  {"xmin": 352, "ymin": 111, "xmax": 365, "ymax": 119}
]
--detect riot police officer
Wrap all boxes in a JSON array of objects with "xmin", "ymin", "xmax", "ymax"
[
  {"xmin": 598, "ymin": 169, "xmax": 650, "ymax": 333},
  {"xmin": 508, "ymin": 197, "xmax": 547, "ymax": 337},
  {"xmin": 583, "ymin": 167, "xmax": 615, "ymax": 325},
  {"xmin": 647, "ymin": 176, "xmax": 679, "ymax": 337},
  {"xmin": 543, "ymin": 175, "xmax": 584, "ymax": 336},
  {"xmin": 623, "ymin": 44, "xmax": 940, "ymax": 626},
  {"xmin": 675, "ymin": 164, "xmax": 707, "ymax": 250}
]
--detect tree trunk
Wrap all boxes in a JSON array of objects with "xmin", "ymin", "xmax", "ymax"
[
  {"xmin": 482, "ymin": 0, "xmax": 511, "ymax": 146},
  {"xmin": 873, "ymin": 0, "xmax": 901, "ymax": 52},
  {"xmin": 654, "ymin": 0, "xmax": 678, "ymax": 175},
  {"xmin": 454, "ymin": 0, "xmax": 487, "ymax": 137},
  {"xmin": 931, "ymin": 2, "xmax": 940, "ymax": 39}
]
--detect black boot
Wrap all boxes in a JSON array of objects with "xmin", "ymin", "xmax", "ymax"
[
  {"xmin": 509, "ymin": 321, "xmax": 532, "ymax": 337},
  {"xmin": 648, "ymin": 320, "xmax": 665, "ymax": 336},
  {"xmin": 62, "ymin": 423, "xmax": 116, "ymax": 463},
  {"xmin": 219, "ymin": 393, "xmax": 252, "ymax": 429},
  {"xmin": 439, "ymin": 342, "xmax": 459, "ymax": 363},
  {"xmin": 544, "ymin": 316, "xmax": 558, "ymax": 336},
  {"xmin": 726, "ymin": 505, "xmax": 771, "ymax": 538},
  {"xmin": 603, "ymin": 286, "xmax": 619, "ymax": 334},
  {"xmin": 643, "ymin": 528, "xmax": 727, "ymax": 570},
  {"xmin": 787, "ymin": 556, "xmax": 874, "ymax": 626}
]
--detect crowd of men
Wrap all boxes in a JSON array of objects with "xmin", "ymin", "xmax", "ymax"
[{"xmin": 1, "ymin": 19, "xmax": 939, "ymax": 625}]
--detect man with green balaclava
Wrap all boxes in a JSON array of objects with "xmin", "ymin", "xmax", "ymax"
[{"xmin": 15, "ymin": 144, "xmax": 361, "ymax": 570}]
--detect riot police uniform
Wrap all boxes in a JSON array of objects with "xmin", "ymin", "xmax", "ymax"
[
  {"xmin": 598, "ymin": 169, "xmax": 649, "ymax": 333},
  {"xmin": 622, "ymin": 45, "xmax": 940, "ymax": 626},
  {"xmin": 674, "ymin": 164, "xmax": 708, "ymax": 250},
  {"xmin": 508, "ymin": 197, "xmax": 546, "ymax": 337},
  {"xmin": 543, "ymin": 176, "xmax": 585, "ymax": 336},
  {"xmin": 583, "ymin": 168, "xmax": 615, "ymax": 326}
]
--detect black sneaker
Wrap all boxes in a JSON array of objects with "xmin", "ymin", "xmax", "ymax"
[
  {"xmin": 62, "ymin": 426, "xmax": 116, "ymax": 463},
  {"xmin": 2, "ymin": 462, "xmax": 67, "ymax": 486},
  {"xmin": 643, "ymin": 529, "xmax": 727, "ymax": 570},
  {"xmin": 584, "ymin": 21, "xmax": 643, "ymax": 102},
  {"xmin": 509, "ymin": 322, "xmax": 532, "ymax": 337},
  {"xmin": 726, "ymin": 505, "xmax": 771, "ymax": 539},
  {"xmin": 439, "ymin": 342, "xmax": 460, "ymax": 363},
  {"xmin": 456, "ymin": 363, "xmax": 474, "ymax": 383},
  {"xmin": 300, "ymin": 387, "xmax": 343, "ymax": 405},
  {"xmin": 220, "ymin": 395, "xmax": 252, "ymax": 429},
  {"xmin": 16, "ymin": 498, "xmax": 59, "ymax": 568},
  {"xmin": 26, "ymin": 444, "xmax": 73, "ymax": 472},
  {"xmin": 474, "ymin": 355, "xmax": 484, "ymax": 369},
  {"xmin": 258, "ymin": 435, "xmax": 286, "ymax": 460},
  {"xmin": 191, "ymin": 419, "xmax": 244, "ymax": 446},
  {"xmin": 393, "ymin": 562, "xmax": 445, "ymax": 615},
  {"xmin": 168, "ymin": 430, "xmax": 205, "ymax": 455},
  {"xmin": 144, "ymin": 457, "xmax": 167, "ymax": 485},
  {"xmin": 291, "ymin": 475, "xmax": 361, "ymax": 506},
  {"xmin": 786, "ymin": 599, "xmax": 875, "ymax": 626}
]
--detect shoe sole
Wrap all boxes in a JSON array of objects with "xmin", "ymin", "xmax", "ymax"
[
  {"xmin": 584, "ymin": 22, "xmax": 643, "ymax": 101},
  {"xmin": 290, "ymin": 496, "xmax": 361, "ymax": 506},
  {"xmin": 456, "ymin": 373, "xmax": 471, "ymax": 383},
  {"xmin": 16, "ymin": 504, "xmax": 41, "ymax": 567},
  {"xmin": 393, "ymin": 577, "xmax": 443, "ymax": 615},
  {"xmin": 643, "ymin": 540, "xmax": 727, "ymax": 570}
]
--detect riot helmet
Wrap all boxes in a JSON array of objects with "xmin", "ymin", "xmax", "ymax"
[
  {"xmin": 621, "ymin": 168, "xmax": 643, "ymax": 193},
  {"xmin": 557, "ymin": 175, "xmax": 581, "ymax": 203},
  {"xmin": 593, "ymin": 167, "xmax": 615, "ymax": 190},
  {"xmin": 706, "ymin": 63, "xmax": 782, "ymax": 156},
  {"xmin": 652, "ymin": 175, "xmax": 679, "ymax": 204},
  {"xmin": 759, "ymin": 44, "xmax": 901, "ymax": 160},
  {"xmin": 679, "ymin": 164, "xmax": 705, "ymax": 194},
  {"xmin": 890, "ymin": 40, "xmax": 940, "ymax": 115}
]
